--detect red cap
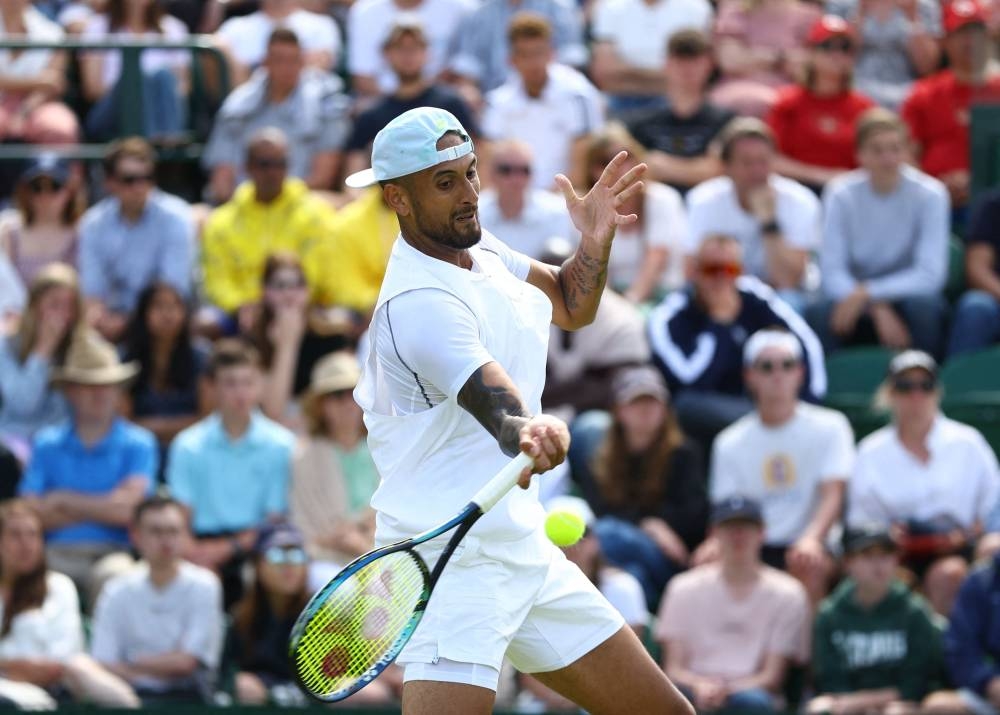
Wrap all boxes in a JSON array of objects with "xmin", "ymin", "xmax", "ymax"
[
  {"xmin": 807, "ymin": 15, "xmax": 855, "ymax": 44},
  {"xmin": 944, "ymin": 0, "xmax": 987, "ymax": 32}
]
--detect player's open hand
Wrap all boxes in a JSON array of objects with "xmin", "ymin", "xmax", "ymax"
[
  {"xmin": 517, "ymin": 415, "xmax": 571, "ymax": 488},
  {"xmin": 554, "ymin": 151, "xmax": 646, "ymax": 247}
]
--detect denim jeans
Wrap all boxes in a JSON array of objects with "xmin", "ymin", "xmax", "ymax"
[
  {"xmin": 947, "ymin": 290, "xmax": 1000, "ymax": 357},
  {"xmin": 593, "ymin": 515, "xmax": 681, "ymax": 612},
  {"xmin": 86, "ymin": 67, "xmax": 186, "ymax": 141},
  {"xmin": 806, "ymin": 293, "xmax": 948, "ymax": 359}
]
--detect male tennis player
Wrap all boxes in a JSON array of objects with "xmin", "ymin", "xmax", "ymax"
[{"xmin": 348, "ymin": 107, "xmax": 693, "ymax": 715}]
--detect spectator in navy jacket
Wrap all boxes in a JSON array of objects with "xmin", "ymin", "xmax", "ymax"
[
  {"xmin": 926, "ymin": 552, "xmax": 1000, "ymax": 715},
  {"xmin": 647, "ymin": 234, "xmax": 826, "ymax": 448}
]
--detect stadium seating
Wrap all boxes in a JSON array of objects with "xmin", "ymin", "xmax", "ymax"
[
  {"xmin": 823, "ymin": 346, "xmax": 894, "ymax": 440},
  {"xmin": 941, "ymin": 346, "xmax": 1000, "ymax": 454}
]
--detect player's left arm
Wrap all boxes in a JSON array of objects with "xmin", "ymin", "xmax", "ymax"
[
  {"xmin": 458, "ymin": 361, "xmax": 569, "ymax": 484},
  {"xmin": 526, "ymin": 151, "xmax": 646, "ymax": 331}
]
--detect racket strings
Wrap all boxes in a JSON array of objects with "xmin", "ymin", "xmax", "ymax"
[{"xmin": 294, "ymin": 550, "xmax": 428, "ymax": 698}]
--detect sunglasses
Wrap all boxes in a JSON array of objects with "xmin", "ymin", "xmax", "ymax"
[
  {"xmin": 892, "ymin": 377, "xmax": 936, "ymax": 394},
  {"xmin": 754, "ymin": 358, "xmax": 799, "ymax": 374},
  {"xmin": 700, "ymin": 262, "xmax": 742, "ymax": 279},
  {"xmin": 267, "ymin": 278, "xmax": 306, "ymax": 291},
  {"xmin": 264, "ymin": 546, "xmax": 308, "ymax": 565},
  {"xmin": 817, "ymin": 39, "xmax": 854, "ymax": 53},
  {"xmin": 28, "ymin": 179, "xmax": 64, "ymax": 195},
  {"xmin": 116, "ymin": 172, "xmax": 153, "ymax": 186},
  {"xmin": 251, "ymin": 158, "xmax": 288, "ymax": 170},
  {"xmin": 496, "ymin": 164, "xmax": 531, "ymax": 177}
]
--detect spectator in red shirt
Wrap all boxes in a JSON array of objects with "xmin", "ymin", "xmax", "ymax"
[
  {"xmin": 901, "ymin": 0, "xmax": 1000, "ymax": 210},
  {"xmin": 768, "ymin": 16, "xmax": 875, "ymax": 192}
]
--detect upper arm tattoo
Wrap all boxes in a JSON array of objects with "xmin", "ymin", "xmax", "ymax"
[
  {"xmin": 457, "ymin": 363, "xmax": 531, "ymax": 457},
  {"xmin": 558, "ymin": 250, "xmax": 608, "ymax": 313}
]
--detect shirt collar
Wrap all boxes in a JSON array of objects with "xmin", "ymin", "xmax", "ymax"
[
  {"xmin": 65, "ymin": 418, "xmax": 124, "ymax": 452},
  {"xmin": 207, "ymin": 411, "xmax": 265, "ymax": 446}
]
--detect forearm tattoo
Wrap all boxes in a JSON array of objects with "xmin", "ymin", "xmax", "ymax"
[
  {"xmin": 458, "ymin": 366, "xmax": 531, "ymax": 457},
  {"xmin": 559, "ymin": 249, "xmax": 608, "ymax": 313}
]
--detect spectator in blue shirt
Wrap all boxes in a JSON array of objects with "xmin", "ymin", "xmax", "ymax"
[
  {"xmin": 19, "ymin": 329, "xmax": 157, "ymax": 608},
  {"xmin": 166, "ymin": 339, "xmax": 294, "ymax": 607},
  {"xmin": 947, "ymin": 187, "xmax": 1000, "ymax": 357},
  {"xmin": 648, "ymin": 234, "xmax": 826, "ymax": 449},
  {"xmin": 78, "ymin": 138, "xmax": 193, "ymax": 344},
  {"xmin": 926, "ymin": 551, "xmax": 1000, "ymax": 715}
]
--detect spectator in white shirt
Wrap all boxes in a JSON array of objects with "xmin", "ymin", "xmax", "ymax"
[
  {"xmin": 91, "ymin": 496, "xmax": 224, "ymax": 704},
  {"xmin": 848, "ymin": 351, "xmax": 1000, "ymax": 616},
  {"xmin": 583, "ymin": 122, "xmax": 688, "ymax": 302},
  {"xmin": 686, "ymin": 118, "xmax": 821, "ymax": 313},
  {"xmin": 481, "ymin": 12, "xmax": 604, "ymax": 191},
  {"xmin": 0, "ymin": 500, "xmax": 138, "ymax": 710},
  {"xmin": 808, "ymin": 109, "xmax": 949, "ymax": 358},
  {"xmin": 347, "ymin": 0, "xmax": 474, "ymax": 98},
  {"xmin": 698, "ymin": 329, "xmax": 854, "ymax": 604},
  {"xmin": 590, "ymin": 0, "xmax": 713, "ymax": 114},
  {"xmin": 215, "ymin": 0, "xmax": 343, "ymax": 85},
  {"xmin": 477, "ymin": 140, "xmax": 574, "ymax": 259}
]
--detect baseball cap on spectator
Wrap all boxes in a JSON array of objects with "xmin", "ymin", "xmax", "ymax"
[
  {"xmin": 667, "ymin": 29, "xmax": 711, "ymax": 58},
  {"xmin": 743, "ymin": 329, "xmax": 802, "ymax": 366},
  {"xmin": 256, "ymin": 522, "xmax": 306, "ymax": 555},
  {"xmin": 383, "ymin": 15, "xmax": 428, "ymax": 48},
  {"xmin": 612, "ymin": 365, "xmax": 669, "ymax": 405},
  {"xmin": 711, "ymin": 496, "xmax": 764, "ymax": 526},
  {"xmin": 944, "ymin": 0, "xmax": 987, "ymax": 32},
  {"xmin": 345, "ymin": 107, "xmax": 473, "ymax": 188},
  {"xmin": 20, "ymin": 154, "xmax": 70, "ymax": 186},
  {"xmin": 807, "ymin": 15, "xmax": 855, "ymax": 45},
  {"xmin": 843, "ymin": 524, "xmax": 898, "ymax": 555},
  {"xmin": 887, "ymin": 350, "xmax": 938, "ymax": 379}
]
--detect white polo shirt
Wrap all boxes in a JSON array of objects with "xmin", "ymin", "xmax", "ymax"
[
  {"xmin": 478, "ymin": 188, "xmax": 575, "ymax": 259},
  {"xmin": 711, "ymin": 403, "xmax": 855, "ymax": 546},
  {"xmin": 847, "ymin": 415, "xmax": 1000, "ymax": 530},
  {"xmin": 216, "ymin": 9, "xmax": 342, "ymax": 69},
  {"xmin": 592, "ymin": 0, "xmax": 713, "ymax": 70},
  {"xmin": 482, "ymin": 63, "xmax": 605, "ymax": 191},
  {"xmin": 347, "ymin": 0, "xmax": 475, "ymax": 92},
  {"xmin": 685, "ymin": 174, "xmax": 821, "ymax": 282}
]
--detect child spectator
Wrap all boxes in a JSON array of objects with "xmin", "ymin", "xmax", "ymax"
[{"xmin": 91, "ymin": 496, "xmax": 223, "ymax": 704}]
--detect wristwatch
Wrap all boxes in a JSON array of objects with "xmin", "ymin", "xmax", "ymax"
[{"xmin": 760, "ymin": 219, "xmax": 780, "ymax": 235}]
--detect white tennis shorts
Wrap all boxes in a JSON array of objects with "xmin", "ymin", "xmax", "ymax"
[{"xmin": 397, "ymin": 527, "xmax": 625, "ymax": 691}]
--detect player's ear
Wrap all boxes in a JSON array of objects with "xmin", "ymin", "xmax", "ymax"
[{"xmin": 382, "ymin": 183, "xmax": 411, "ymax": 217}]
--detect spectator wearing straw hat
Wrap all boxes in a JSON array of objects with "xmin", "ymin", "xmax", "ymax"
[
  {"xmin": 290, "ymin": 351, "xmax": 378, "ymax": 590},
  {"xmin": 19, "ymin": 329, "xmax": 156, "ymax": 607}
]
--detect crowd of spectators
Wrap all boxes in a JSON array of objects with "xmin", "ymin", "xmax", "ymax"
[{"xmin": 4, "ymin": 0, "xmax": 1000, "ymax": 711}]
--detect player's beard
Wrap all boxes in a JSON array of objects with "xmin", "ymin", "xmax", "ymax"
[{"xmin": 416, "ymin": 209, "xmax": 482, "ymax": 249}]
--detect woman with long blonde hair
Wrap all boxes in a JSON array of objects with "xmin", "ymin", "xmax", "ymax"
[{"xmin": 0, "ymin": 263, "xmax": 84, "ymax": 454}]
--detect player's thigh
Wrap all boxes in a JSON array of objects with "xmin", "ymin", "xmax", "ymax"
[
  {"xmin": 402, "ymin": 680, "xmax": 495, "ymax": 715},
  {"xmin": 532, "ymin": 626, "xmax": 694, "ymax": 715}
]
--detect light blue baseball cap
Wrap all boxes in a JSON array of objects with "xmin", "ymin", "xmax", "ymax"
[{"xmin": 345, "ymin": 106, "xmax": 474, "ymax": 189}]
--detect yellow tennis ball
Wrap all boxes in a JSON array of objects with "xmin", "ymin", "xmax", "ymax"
[{"xmin": 545, "ymin": 510, "xmax": 586, "ymax": 547}]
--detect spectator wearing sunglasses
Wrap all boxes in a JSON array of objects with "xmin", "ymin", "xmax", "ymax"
[
  {"xmin": 767, "ymin": 16, "xmax": 875, "ymax": 192},
  {"xmin": 91, "ymin": 496, "xmax": 223, "ymax": 704},
  {"xmin": 200, "ymin": 128, "xmax": 338, "ymax": 337},
  {"xmin": 203, "ymin": 28, "xmax": 350, "ymax": 204},
  {"xmin": 78, "ymin": 138, "xmax": 194, "ymax": 344},
  {"xmin": 0, "ymin": 157, "xmax": 84, "ymax": 287},
  {"xmin": 848, "ymin": 351, "xmax": 1000, "ymax": 616},
  {"xmin": 648, "ymin": 234, "xmax": 826, "ymax": 449},
  {"xmin": 685, "ymin": 118, "xmax": 821, "ymax": 314},
  {"xmin": 477, "ymin": 140, "xmax": 573, "ymax": 260},
  {"xmin": 227, "ymin": 522, "xmax": 397, "ymax": 706},
  {"xmin": 698, "ymin": 329, "xmax": 854, "ymax": 604},
  {"xmin": 808, "ymin": 109, "xmax": 949, "ymax": 358}
]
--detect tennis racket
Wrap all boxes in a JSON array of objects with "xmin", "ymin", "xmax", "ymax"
[{"xmin": 288, "ymin": 451, "xmax": 534, "ymax": 702}]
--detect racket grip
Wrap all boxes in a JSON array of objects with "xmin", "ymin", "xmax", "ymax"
[{"xmin": 471, "ymin": 452, "xmax": 534, "ymax": 513}]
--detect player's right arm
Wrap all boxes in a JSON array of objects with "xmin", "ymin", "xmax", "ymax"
[{"xmin": 457, "ymin": 363, "xmax": 569, "ymax": 482}]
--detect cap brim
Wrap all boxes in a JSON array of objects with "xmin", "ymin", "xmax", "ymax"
[{"xmin": 345, "ymin": 168, "xmax": 378, "ymax": 189}]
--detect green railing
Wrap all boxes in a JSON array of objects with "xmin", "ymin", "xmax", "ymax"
[{"xmin": 0, "ymin": 36, "xmax": 230, "ymax": 161}]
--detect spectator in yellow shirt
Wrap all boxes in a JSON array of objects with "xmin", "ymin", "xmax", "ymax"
[
  {"xmin": 318, "ymin": 186, "xmax": 399, "ymax": 317},
  {"xmin": 200, "ymin": 127, "xmax": 337, "ymax": 334}
]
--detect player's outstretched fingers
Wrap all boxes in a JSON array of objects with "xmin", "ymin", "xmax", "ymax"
[
  {"xmin": 554, "ymin": 173, "xmax": 579, "ymax": 205},
  {"xmin": 610, "ymin": 162, "xmax": 647, "ymax": 195},
  {"xmin": 614, "ymin": 179, "xmax": 644, "ymax": 206},
  {"xmin": 598, "ymin": 151, "xmax": 630, "ymax": 187}
]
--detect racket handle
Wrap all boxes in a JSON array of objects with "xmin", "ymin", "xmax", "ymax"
[{"xmin": 471, "ymin": 452, "xmax": 534, "ymax": 513}]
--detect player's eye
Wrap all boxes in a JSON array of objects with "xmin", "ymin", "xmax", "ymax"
[{"xmin": 438, "ymin": 180, "xmax": 452, "ymax": 190}]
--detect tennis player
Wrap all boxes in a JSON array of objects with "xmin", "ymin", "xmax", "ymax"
[{"xmin": 347, "ymin": 107, "xmax": 693, "ymax": 715}]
